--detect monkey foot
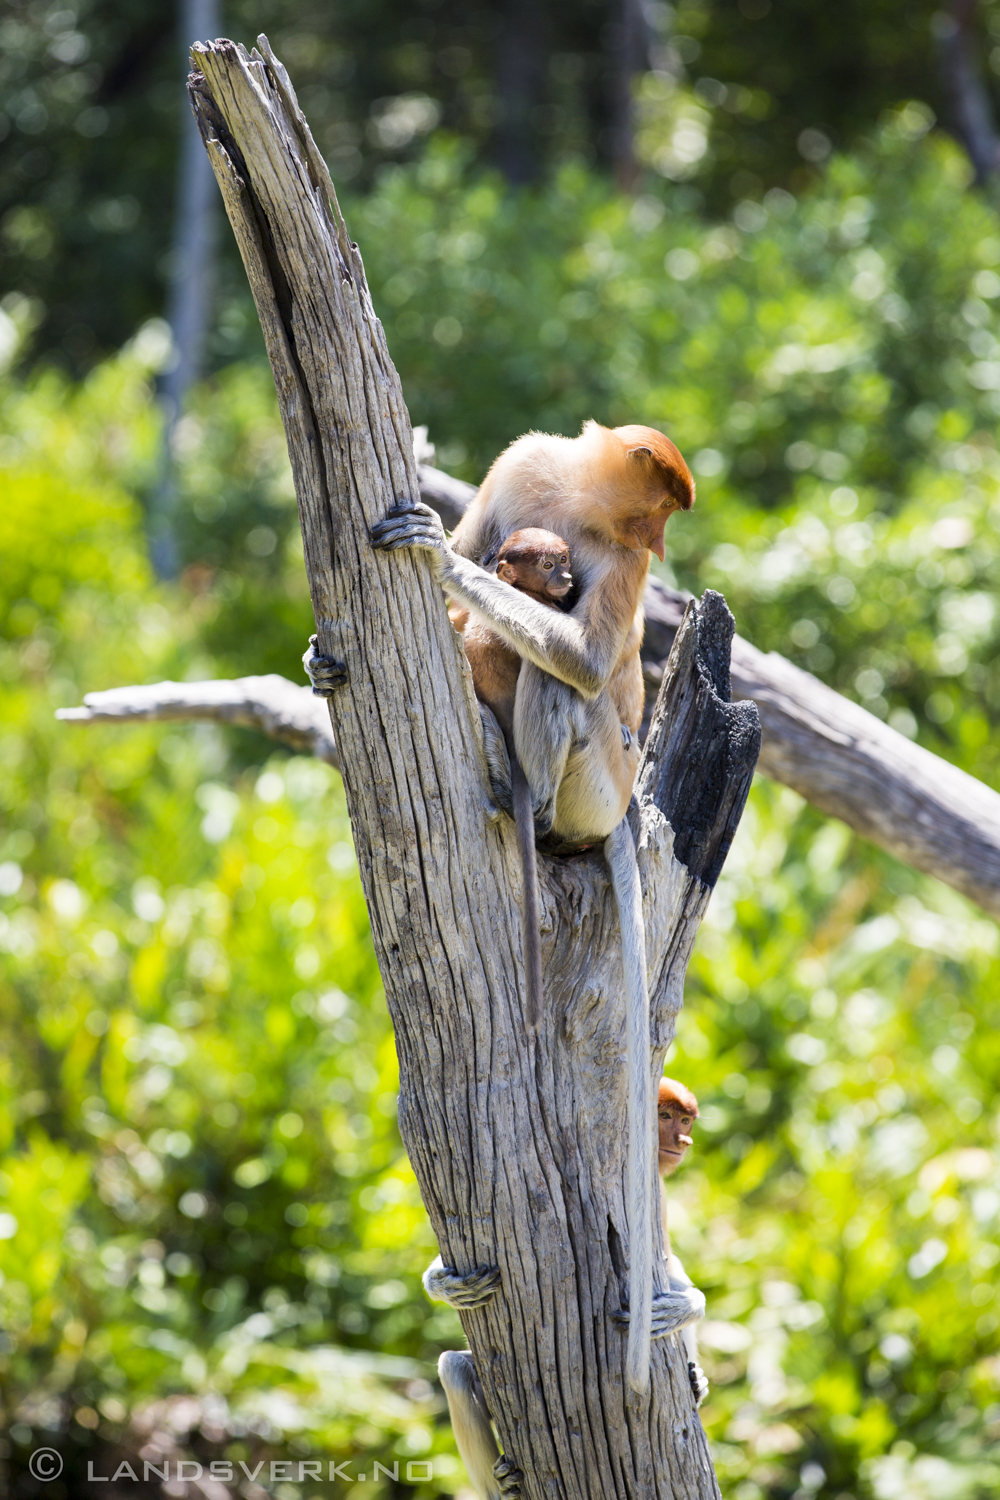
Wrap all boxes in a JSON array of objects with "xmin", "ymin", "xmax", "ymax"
[
  {"xmin": 478, "ymin": 704, "xmax": 514, "ymax": 819},
  {"xmin": 303, "ymin": 635, "xmax": 348, "ymax": 697},
  {"xmin": 621, "ymin": 723, "xmax": 632, "ymax": 751},
  {"xmin": 688, "ymin": 1360, "xmax": 709, "ymax": 1407},
  {"xmin": 493, "ymin": 1456, "xmax": 523, "ymax": 1499}
]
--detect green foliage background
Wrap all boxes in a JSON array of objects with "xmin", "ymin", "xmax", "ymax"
[{"xmin": 3, "ymin": 115, "xmax": 1000, "ymax": 1497}]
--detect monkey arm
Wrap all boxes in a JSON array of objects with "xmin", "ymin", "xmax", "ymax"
[
  {"xmin": 437, "ymin": 1352, "xmax": 527, "ymax": 1500},
  {"xmin": 663, "ymin": 1250, "xmax": 706, "ymax": 1333},
  {"xmin": 668, "ymin": 1251, "xmax": 710, "ymax": 1407},
  {"xmin": 370, "ymin": 503, "xmax": 626, "ymax": 698},
  {"xmin": 438, "ymin": 1352, "xmax": 502, "ymax": 1500}
]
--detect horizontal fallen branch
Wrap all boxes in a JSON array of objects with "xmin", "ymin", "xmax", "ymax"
[
  {"xmin": 59, "ymin": 462, "xmax": 1000, "ymax": 922},
  {"xmin": 57, "ymin": 675, "xmax": 338, "ymax": 767}
]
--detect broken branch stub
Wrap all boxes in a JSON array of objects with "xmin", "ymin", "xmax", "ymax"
[{"xmin": 188, "ymin": 36, "xmax": 755, "ymax": 1498}]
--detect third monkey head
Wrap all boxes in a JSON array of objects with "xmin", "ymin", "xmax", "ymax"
[
  {"xmin": 658, "ymin": 1076, "xmax": 698, "ymax": 1177},
  {"xmin": 496, "ymin": 528, "xmax": 573, "ymax": 603}
]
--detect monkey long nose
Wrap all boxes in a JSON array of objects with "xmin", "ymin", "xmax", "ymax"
[
  {"xmin": 677, "ymin": 1134, "xmax": 693, "ymax": 1146},
  {"xmin": 633, "ymin": 518, "xmax": 666, "ymax": 560}
]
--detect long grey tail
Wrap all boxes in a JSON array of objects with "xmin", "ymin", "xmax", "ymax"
[
  {"xmin": 604, "ymin": 816, "xmax": 652, "ymax": 1395},
  {"xmin": 510, "ymin": 750, "xmax": 543, "ymax": 1029}
]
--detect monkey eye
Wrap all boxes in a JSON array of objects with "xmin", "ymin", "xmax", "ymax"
[{"xmin": 542, "ymin": 559, "xmax": 554, "ymax": 570}]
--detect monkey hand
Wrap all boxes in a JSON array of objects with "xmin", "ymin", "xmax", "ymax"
[
  {"xmin": 493, "ymin": 1456, "xmax": 524, "ymax": 1500},
  {"xmin": 652, "ymin": 1283, "xmax": 706, "ymax": 1336},
  {"xmin": 621, "ymin": 724, "xmax": 632, "ymax": 751},
  {"xmin": 370, "ymin": 501, "xmax": 450, "ymax": 569},
  {"xmin": 303, "ymin": 635, "xmax": 348, "ymax": 697},
  {"xmin": 614, "ymin": 1284, "xmax": 705, "ymax": 1338}
]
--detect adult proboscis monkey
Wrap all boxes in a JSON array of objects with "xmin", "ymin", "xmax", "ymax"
[
  {"xmin": 370, "ymin": 419, "xmax": 695, "ymax": 1392},
  {"xmin": 450, "ymin": 526, "xmax": 574, "ymax": 1028}
]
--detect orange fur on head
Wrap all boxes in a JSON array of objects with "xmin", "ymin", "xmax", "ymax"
[
  {"xmin": 613, "ymin": 425, "xmax": 695, "ymax": 514},
  {"xmin": 659, "ymin": 1077, "xmax": 699, "ymax": 1117},
  {"xmin": 572, "ymin": 421, "xmax": 695, "ymax": 560}
]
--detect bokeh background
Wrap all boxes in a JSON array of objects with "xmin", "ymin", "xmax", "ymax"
[{"xmin": 4, "ymin": 2, "xmax": 1000, "ymax": 1497}]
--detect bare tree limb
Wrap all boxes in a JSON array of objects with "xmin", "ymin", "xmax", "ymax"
[
  {"xmin": 728, "ymin": 638, "xmax": 1000, "ymax": 918},
  {"xmin": 56, "ymin": 675, "xmax": 338, "ymax": 767},
  {"xmin": 937, "ymin": 0, "xmax": 1000, "ymax": 185}
]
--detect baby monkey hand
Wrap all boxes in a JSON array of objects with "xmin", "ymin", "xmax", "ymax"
[{"xmin": 303, "ymin": 635, "xmax": 348, "ymax": 697}]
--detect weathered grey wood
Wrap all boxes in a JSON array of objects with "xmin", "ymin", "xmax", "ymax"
[
  {"xmin": 728, "ymin": 639, "xmax": 1000, "ymax": 919},
  {"xmin": 182, "ymin": 35, "xmax": 758, "ymax": 1499},
  {"xmin": 56, "ymin": 676, "xmax": 339, "ymax": 766}
]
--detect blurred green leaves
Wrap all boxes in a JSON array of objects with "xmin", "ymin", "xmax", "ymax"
[{"xmin": 3, "ymin": 117, "xmax": 1000, "ymax": 1495}]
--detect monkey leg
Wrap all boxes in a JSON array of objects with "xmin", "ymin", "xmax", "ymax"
[
  {"xmin": 511, "ymin": 662, "xmax": 579, "ymax": 836},
  {"xmin": 302, "ymin": 635, "xmax": 348, "ymax": 696},
  {"xmin": 438, "ymin": 1351, "xmax": 505, "ymax": 1500},
  {"xmin": 549, "ymin": 692, "xmax": 638, "ymax": 845},
  {"xmin": 478, "ymin": 703, "xmax": 515, "ymax": 819}
]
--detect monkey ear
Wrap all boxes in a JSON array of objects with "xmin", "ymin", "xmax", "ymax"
[{"xmin": 628, "ymin": 442, "xmax": 695, "ymax": 511}]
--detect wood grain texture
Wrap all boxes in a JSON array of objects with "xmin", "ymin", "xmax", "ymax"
[{"xmin": 186, "ymin": 36, "xmax": 758, "ymax": 1498}]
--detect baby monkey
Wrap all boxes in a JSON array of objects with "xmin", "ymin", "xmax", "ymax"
[
  {"xmin": 452, "ymin": 529, "xmax": 572, "ymax": 1028},
  {"xmin": 457, "ymin": 528, "xmax": 573, "ymax": 737}
]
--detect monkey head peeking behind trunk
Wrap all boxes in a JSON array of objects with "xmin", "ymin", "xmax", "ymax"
[
  {"xmin": 657, "ymin": 1076, "xmax": 709, "ymax": 1407},
  {"xmin": 428, "ymin": 1075, "xmax": 708, "ymax": 1500},
  {"xmin": 309, "ymin": 418, "xmax": 696, "ymax": 1393}
]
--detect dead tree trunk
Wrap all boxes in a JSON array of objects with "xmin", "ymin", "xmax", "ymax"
[{"xmin": 184, "ymin": 37, "xmax": 757, "ymax": 1498}]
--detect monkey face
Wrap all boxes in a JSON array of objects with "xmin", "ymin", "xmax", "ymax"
[
  {"xmin": 496, "ymin": 528, "xmax": 573, "ymax": 600},
  {"xmin": 607, "ymin": 428, "xmax": 695, "ymax": 560},
  {"xmin": 537, "ymin": 549, "xmax": 572, "ymax": 598},
  {"xmin": 623, "ymin": 502, "xmax": 675, "ymax": 561},
  {"xmin": 658, "ymin": 1106, "xmax": 695, "ymax": 1176}
]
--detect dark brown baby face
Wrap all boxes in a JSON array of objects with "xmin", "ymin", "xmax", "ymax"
[{"xmin": 496, "ymin": 527, "xmax": 572, "ymax": 600}]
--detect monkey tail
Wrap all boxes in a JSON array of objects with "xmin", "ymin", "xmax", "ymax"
[
  {"xmin": 604, "ymin": 816, "xmax": 652, "ymax": 1396},
  {"xmin": 510, "ymin": 750, "xmax": 543, "ymax": 1029}
]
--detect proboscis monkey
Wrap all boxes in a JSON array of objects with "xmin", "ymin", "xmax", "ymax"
[
  {"xmin": 451, "ymin": 527, "xmax": 573, "ymax": 1028},
  {"xmin": 371, "ymin": 419, "xmax": 695, "ymax": 1393},
  {"xmin": 434, "ymin": 1075, "xmax": 706, "ymax": 1500},
  {"xmin": 658, "ymin": 1076, "xmax": 708, "ymax": 1405}
]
